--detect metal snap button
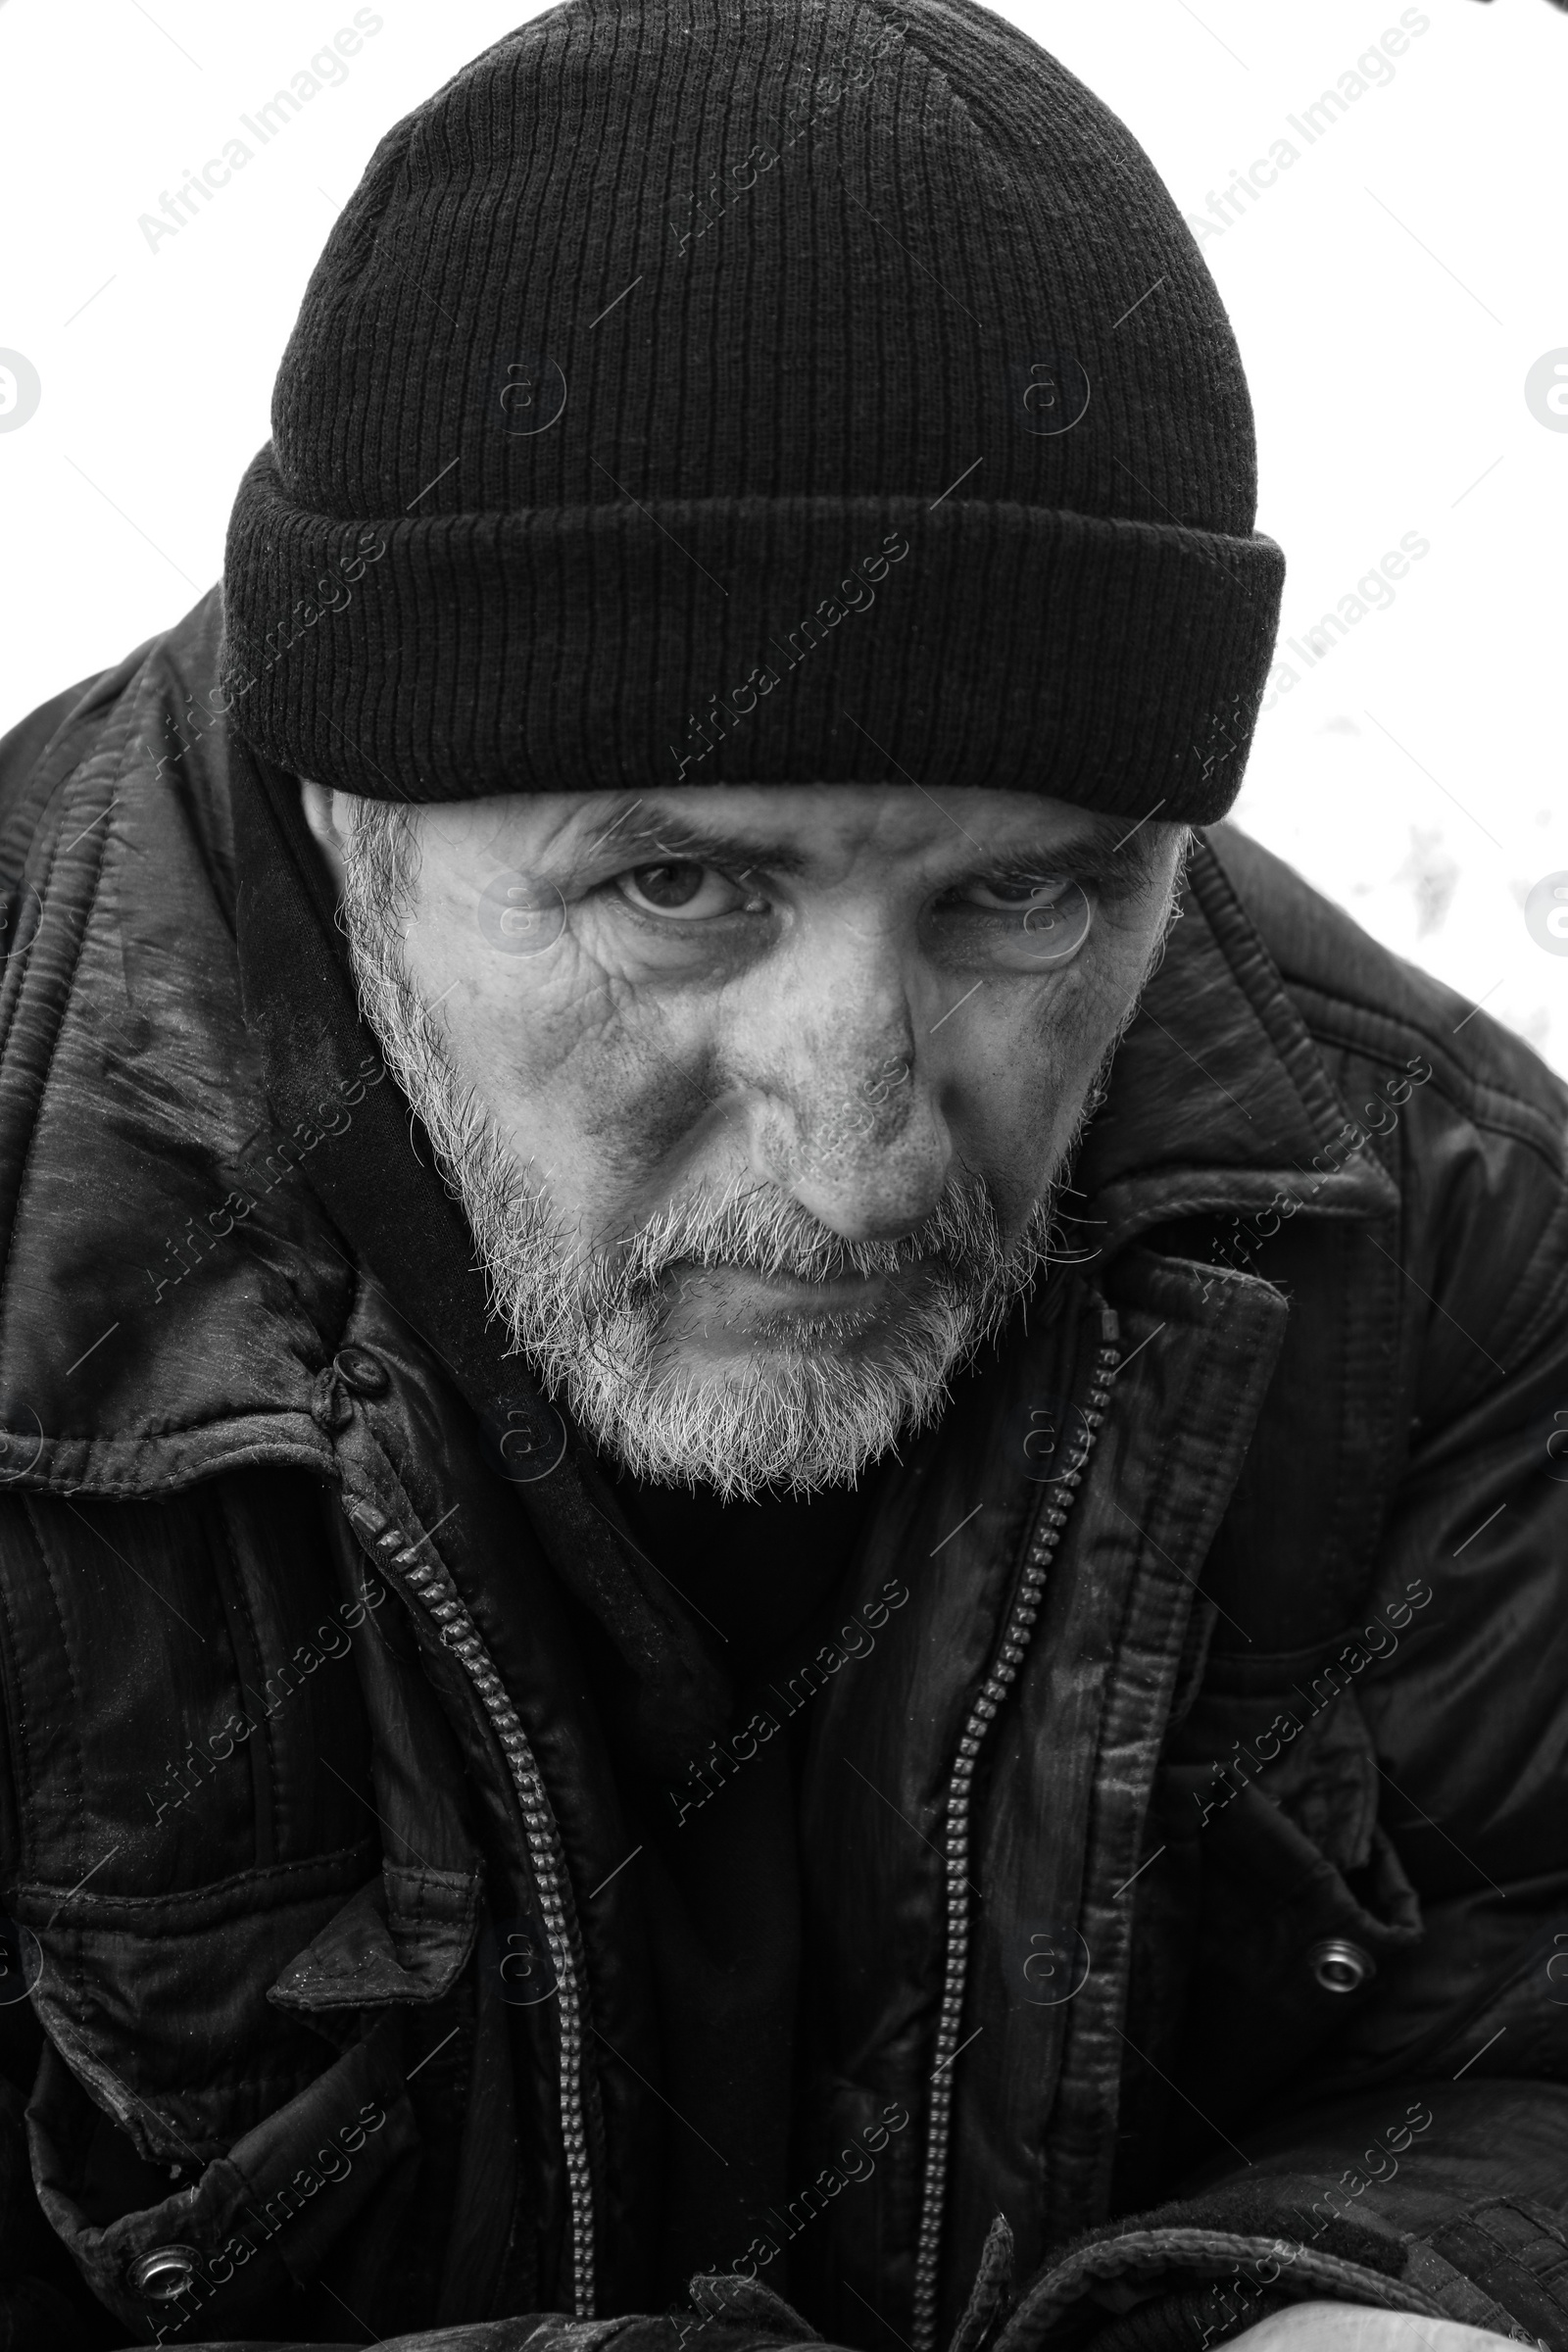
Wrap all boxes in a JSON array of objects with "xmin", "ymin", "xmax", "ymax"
[
  {"xmin": 333, "ymin": 1345, "xmax": 390, "ymax": 1397},
  {"xmin": 1307, "ymin": 1936, "xmax": 1375, "ymax": 1994},
  {"xmin": 129, "ymin": 2244, "xmax": 201, "ymax": 2301}
]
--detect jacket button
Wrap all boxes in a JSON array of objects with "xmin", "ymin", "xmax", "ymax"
[
  {"xmin": 1307, "ymin": 1936, "xmax": 1375, "ymax": 1994},
  {"xmin": 129, "ymin": 2244, "xmax": 202, "ymax": 2300},
  {"xmin": 334, "ymin": 1346, "xmax": 390, "ymax": 1397}
]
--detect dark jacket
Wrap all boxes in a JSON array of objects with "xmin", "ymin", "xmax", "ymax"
[{"xmin": 0, "ymin": 592, "xmax": 1564, "ymax": 2352}]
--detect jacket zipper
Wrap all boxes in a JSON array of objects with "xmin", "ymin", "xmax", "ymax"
[
  {"xmin": 909, "ymin": 1307, "xmax": 1123, "ymax": 2352},
  {"xmin": 346, "ymin": 1498, "xmax": 598, "ymax": 2319}
]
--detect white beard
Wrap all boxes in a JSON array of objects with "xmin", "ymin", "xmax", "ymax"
[{"xmin": 337, "ymin": 810, "xmax": 1094, "ymax": 1501}]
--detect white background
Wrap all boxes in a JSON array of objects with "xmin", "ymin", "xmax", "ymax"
[{"xmin": 1, "ymin": 0, "xmax": 1564, "ymax": 1069}]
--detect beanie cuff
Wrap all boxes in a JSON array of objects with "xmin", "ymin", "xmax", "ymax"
[{"xmin": 220, "ymin": 448, "xmax": 1284, "ymax": 822}]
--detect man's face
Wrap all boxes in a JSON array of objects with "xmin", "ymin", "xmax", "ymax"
[{"xmin": 306, "ymin": 781, "xmax": 1185, "ymax": 1497}]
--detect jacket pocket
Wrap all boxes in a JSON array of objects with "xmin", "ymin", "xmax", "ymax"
[
  {"xmin": 26, "ymin": 2011, "xmax": 418, "ymax": 2337},
  {"xmin": 10, "ymin": 1845, "xmax": 379, "ymax": 2163},
  {"xmin": 1154, "ymin": 1686, "xmax": 1424, "ymax": 2158}
]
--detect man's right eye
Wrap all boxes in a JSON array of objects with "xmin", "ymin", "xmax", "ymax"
[
  {"xmin": 624, "ymin": 861, "xmax": 706, "ymax": 908},
  {"xmin": 612, "ymin": 863, "xmax": 767, "ymax": 920}
]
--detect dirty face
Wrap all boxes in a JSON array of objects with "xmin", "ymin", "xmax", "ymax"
[{"xmin": 302, "ymin": 780, "xmax": 1185, "ymax": 1496}]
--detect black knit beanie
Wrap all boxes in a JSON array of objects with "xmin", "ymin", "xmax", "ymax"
[{"xmin": 220, "ymin": 0, "xmax": 1285, "ymax": 822}]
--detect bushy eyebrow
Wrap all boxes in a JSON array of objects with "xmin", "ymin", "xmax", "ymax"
[
  {"xmin": 571, "ymin": 804, "xmax": 811, "ymax": 875},
  {"xmin": 566, "ymin": 796, "xmax": 1176, "ymax": 893},
  {"xmin": 1004, "ymin": 810, "xmax": 1175, "ymax": 896}
]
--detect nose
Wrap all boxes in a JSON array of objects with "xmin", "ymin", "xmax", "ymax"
[{"xmin": 742, "ymin": 954, "xmax": 956, "ymax": 1245}]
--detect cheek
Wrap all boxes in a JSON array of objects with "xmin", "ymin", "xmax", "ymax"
[
  {"xmin": 577, "ymin": 1031, "xmax": 731, "ymax": 1193},
  {"xmin": 956, "ymin": 991, "xmax": 1081, "ymax": 1194},
  {"xmin": 1041, "ymin": 921, "xmax": 1157, "ymax": 1102},
  {"xmin": 430, "ymin": 952, "xmax": 598, "ymax": 1114},
  {"xmin": 403, "ymin": 902, "xmax": 640, "ymax": 1163},
  {"xmin": 951, "ymin": 936, "xmax": 1149, "ymax": 1214},
  {"xmin": 461, "ymin": 973, "xmax": 732, "ymax": 1230}
]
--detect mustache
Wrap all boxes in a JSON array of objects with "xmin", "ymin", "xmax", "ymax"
[{"xmin": 599, "ymin": 1174, "xmax": 1028, "ymax": 1298}]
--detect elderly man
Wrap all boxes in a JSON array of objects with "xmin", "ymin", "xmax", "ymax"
[{"xmin": 0, "ymin": 2, "xmax": 1564, "ymax": 2349}]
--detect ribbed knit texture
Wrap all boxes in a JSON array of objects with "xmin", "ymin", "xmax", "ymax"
[{"xmin": 221, "ymin": 0, "xmax": 1285, "ymax": 818}]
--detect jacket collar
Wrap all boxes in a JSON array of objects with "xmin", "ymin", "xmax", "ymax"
[
  {"xmin": 0, "ymin": 593, "xmax": 1392, "ymax": 1486},
  {"xmin": 1079, "ymin": 827, "xmax": 1397, "ymax": 1248}
]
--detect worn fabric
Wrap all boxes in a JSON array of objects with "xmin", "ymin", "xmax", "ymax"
[
  {"xmin": 0, "ymin": 595, "xmax": 1564, "ymax": 2352},
  {"xmin": 220, "ymin": 0, "xmax": 1283, "ymax": 818}
]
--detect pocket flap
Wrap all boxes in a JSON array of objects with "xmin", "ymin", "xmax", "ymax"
[
  {"xmin": 28, "ymin": 2017, "xmax": 417, "ymax": 2334},
  {"xmin": 270, "ymin": 1866, "xmax": 481, "ymax": 2014}
]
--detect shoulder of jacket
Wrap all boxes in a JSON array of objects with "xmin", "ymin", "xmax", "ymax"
[
  {"xmin": 1204, "ymin": 820, "xmax": 1568, "ymax": 1179},
  {"xmin": 0, "ymin": 589, "xmax": 228, "ymax": 872}
]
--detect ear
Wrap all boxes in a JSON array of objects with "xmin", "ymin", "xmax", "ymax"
[{"xmin": 298, "ymin": 776, "xmax": 349, "ymax": 892}]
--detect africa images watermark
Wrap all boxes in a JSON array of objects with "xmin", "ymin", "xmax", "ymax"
[
  {"xmin": 1184, "ymin": 10, "xmax": 1433, "ymax": 250},
  {"xmin": 667, "ymin": 529, "xmax": 912, "ymax": 782},
  {"xmin": 149, "ymin": 2096, "xmax": 391, "ymax": 2344},
  {"xmin": 1, "ymin": 514, "xmax": 382, "ymax": 1000},
  {"xmin": 1525, "ymin": 350, "xmax": 1568, "ymax": 432},
  {"xmin": 670, "ymin": 2098, "xmax": 914, "ymax": 2345},
  {"xmin": 666, "ymin": 11, "xmax": 909, "ymax": 259},
  {"xmin": 1525, "ymin": 874, "xmax": 1568, "ymax": 957},
  {"xmin": 139, "ymin": 1051, "xmax": 389, "ymax": 1312},
  {"xmin": 130, "ymin": 524, "xmax": 389, "ymax": 807},
  {"xmin": 1260, "ymin": 531, "xmax": 1431, "ymax": 711},
  {"xmin": 0, "ymin": 1042, "xmax": 394, "ymax": 1486},
  {"xmin": 0, "ymin": 350, "xmax": 41, "ymax": 434},
  {"xmin": 1195, "ymin": 2098, "xmax": 1437, "ymax": 2351},
  {"xmin": 137, "ymin": 10, "xmax": 386, "ymax": 255},
  {"xmin": 1192, "ymin": 1574, "xmax": 1435, "ymax": 1832},
  {"xmin": 1198, "ymin": 1054, "xmax": 1436, "ymax": 1300},
  {"xmin": 144, "ymin": 1577, "xmax": 390, "ymax": 1830},
  {"xmin": 667, "ymin": 1575, "xmax": 911, "ymax": 1826}
]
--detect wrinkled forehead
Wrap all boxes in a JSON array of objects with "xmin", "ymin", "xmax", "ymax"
[{"xmin": 374, "ymin": 783, "xmax": 1184, "ymax": 891}]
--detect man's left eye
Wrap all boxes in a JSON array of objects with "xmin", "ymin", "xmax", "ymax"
[
  {"xmin": 613, "ymin": 862, "xmax": 755, "ymax": 918},
  {"xmin": 962, "ymin": 873, "xmax": 1076, "ymax": 912}
]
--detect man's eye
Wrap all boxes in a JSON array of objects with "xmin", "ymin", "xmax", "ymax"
[
  {"xmin": 962, "ymin": 873, "xmax": 1076, "ymax": 912},
  {"xmin": 624, "ymin": 861, "xmax": 705, "ymax": 908},
  {"xmin": 937, "ymin": 871, "xmax": 1096, "ymax": 969},
  {"xmin": 613, "ymin": 862, "xmax": 757, "ymax": 918}
]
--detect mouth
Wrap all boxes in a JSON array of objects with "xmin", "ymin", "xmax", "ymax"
[
  {"xmin": 723, "ymin": 1263, "xmax": 900, "ymax": 1300},
  {"xmin": 649, "ymin": 1257, "xmax": 935, "ymax": 1346}
]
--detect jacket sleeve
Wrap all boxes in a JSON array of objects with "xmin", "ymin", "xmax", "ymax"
[
  {"xmin": 1004, "ymin": 1021, "xmax": 1568, "ymax": 2350},
  {"xmin": 0, "ymin": 638, "xmax": 165, "ymax": 866},
  {"xmin": 157, "ymin": 2273, "xmax": 835, "ymax": 2352}
]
